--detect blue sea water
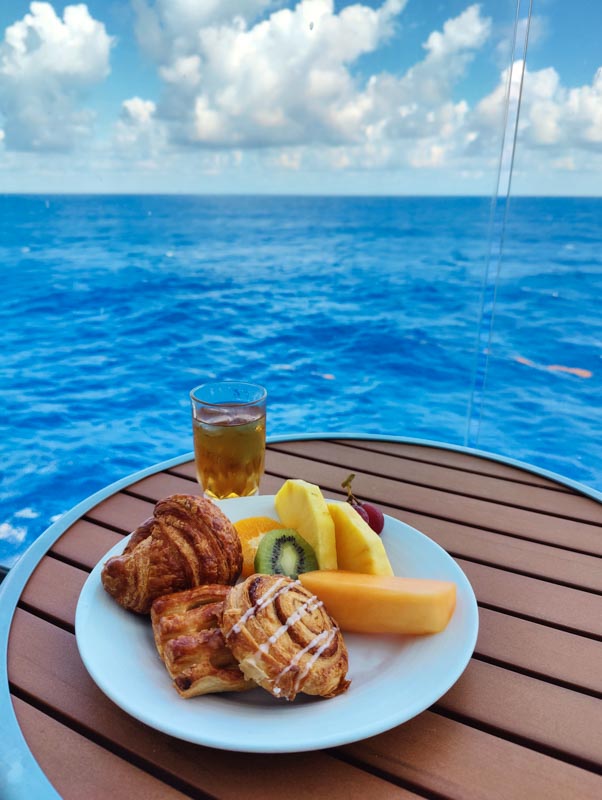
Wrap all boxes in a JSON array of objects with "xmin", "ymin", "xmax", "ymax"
[{"xmin": 1, "ymin": 194, "xmax": 600, "ymax": 567}]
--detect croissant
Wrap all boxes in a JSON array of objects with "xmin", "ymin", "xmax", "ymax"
[
  {"xmin": 101, "ymin": 494, "xmax": 242, "ymax": 613},
  {"xmin": 221, "ymin": 574, "xmax": 350, "ymax": 701},
  {"xmin": 151, "ymin": 585, "xmax": 254, "ymax": 697}
]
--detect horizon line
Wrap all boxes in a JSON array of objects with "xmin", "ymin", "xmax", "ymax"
[{"xmin": 1, "ymin": 191, "xmax": 601, "ymax": 200}]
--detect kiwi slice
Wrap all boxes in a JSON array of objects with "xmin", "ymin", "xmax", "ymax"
[{"xmin": 254, "ymin": 528, "xmax": 318, "ymax": 579}]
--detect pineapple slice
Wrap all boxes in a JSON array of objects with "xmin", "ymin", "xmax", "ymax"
[
  {"xmin": 274, "ymin": 479, "xmax": 337, "ymax": 570},
  {"xmin": 327, "ymin": 502, "xmax": 393, "ymax": 576}
]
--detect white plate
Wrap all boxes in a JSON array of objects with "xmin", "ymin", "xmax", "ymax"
[{"xmin": 75, "ymin": 495, "xmax": 478, "ymax": 753}]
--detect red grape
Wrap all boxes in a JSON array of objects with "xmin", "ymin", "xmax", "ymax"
[
  {"xmin": 341, "ymin": 472, "xmax": 385, "ymax": 535},
  {"xmin": 361, "ymin": 502, "xmax": 385, "ymax": 534}
]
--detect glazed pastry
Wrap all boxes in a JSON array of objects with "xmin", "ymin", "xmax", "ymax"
[
  {"xmin": 151, "ymin": 585, "xmax": 254, "ymax": 698},
  {"xmin": 101, "ymin": 494, "xmax": 242, "ymax": 613},
  {"xmin": 221, "ymin": 574, "xmax": 350, "ymax": 701}
]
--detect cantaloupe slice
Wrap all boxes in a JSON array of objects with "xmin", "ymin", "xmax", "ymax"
[
  {"xmin": 327, "ymin": 502, "xmax": 393, "ymax": 576},
  {"xmin": 299, "ymin": 570, "xmax": 456, "ymax": 635},
  {"xmin": 274, "ymin": 479, "xmax": 337, "ymax": 570}
]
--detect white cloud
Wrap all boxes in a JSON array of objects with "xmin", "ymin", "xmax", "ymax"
[
  {"xmin": 552, "ymin": 156, "xmax": 576, "ymax": 170},
  {"xmin": 124, "ymin": 0, "xmax": 496, "ymax": 177},
  {"xmin": 127, "ymin": 0, "xmax": 410, "ymax": 150},
  {"xmin": 0, "ymin": 2, "xmax": 113, "ymax": 151},
  {"xmin": 132, "ymin": 0, "xmax": 279, "ymax": 63},
  {"xmin": 474, "ymin": 61, "xmax": 602, "ymax": 162},
  {"xmin": 111, "ymin": 2, "xmax": 601, "ymax": 191},
  {"xmin": 14, "ymin": 507, "xmax": 39, "ymax": 519},
  {"xmin": 0, "ymin": 521, "xmax": 27, "ymax": 543},
  {"xmin": 423, "ymin": 3, "xmax": 490, "ymax": 60},
  {"xmin": 113, "ymin": 94, "xmax": 171, "ymax": 169},
  {"xmin": 2, "ymin": 1, "xmax": 598, "ymax": 192}
]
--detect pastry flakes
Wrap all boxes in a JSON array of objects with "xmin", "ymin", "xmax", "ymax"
[{"xmin": 151, "ymin": 584, "xmax": 254, "ymax": 698}]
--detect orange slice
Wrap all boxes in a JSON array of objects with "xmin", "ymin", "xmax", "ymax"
[{"xmin": 234, "ymin": 516, "xmax": 283, "ymax": 577}]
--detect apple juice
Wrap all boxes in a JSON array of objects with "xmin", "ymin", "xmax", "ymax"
[{"xmin": 193, "ymin": 407, "xmax": 266, "ymax": 499}]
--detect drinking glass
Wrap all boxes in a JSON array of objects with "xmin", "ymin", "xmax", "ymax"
[{"xmin": 190, "ymin": 381, "xmax": 267, "ymax": 499}]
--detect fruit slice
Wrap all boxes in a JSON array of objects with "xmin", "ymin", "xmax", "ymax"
[
  {"xmin": 274, "ymin": 479, "xmax": 337, "ymax": 570},
  {"xmin": 299, "ymin": 570, "xmax": 456, "ymax": 635},
  {"xmin": 327, "ymin": 502, "xmax": 393, "ymax": 576},
  {"xmin": 254, "ymin": 529, "xmax": 319, "ymax": 579},
  {"xmin": 234, "ymin": 516, "xmax": 283, "ymax": 577}
]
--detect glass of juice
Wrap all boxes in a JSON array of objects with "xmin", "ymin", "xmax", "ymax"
[{"xmin": 190, "ymin": 381, "xmax": 267, "ymax": 499}]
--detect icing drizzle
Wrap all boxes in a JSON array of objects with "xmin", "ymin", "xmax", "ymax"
[
  {"xmin": 255, "ymin": 595, "xmax": 324, "ymax": 656},
  {"xmin": 226, "ymin": 577, "xmax": 298, "ymax": 638},
  {"xmin": 272, "ymin": 626, "xmax": 338, "ymax": 699},
  {"xmin": 228, "ymin": 576, "xmax": 340, "ymax": 701}
]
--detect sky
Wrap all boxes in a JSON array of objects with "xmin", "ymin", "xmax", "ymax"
[{"xmin": 0, "ymin": 0, "xmax": 600, "ymax": 195}]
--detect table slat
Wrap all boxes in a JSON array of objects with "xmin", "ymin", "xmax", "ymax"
[
  {"xmin": 475, "ymin": 608, "xmax": 602, "ymax": 695},
  {"xmin": 262, "ymin": 449, "xmax": 602, "ymax": 554},
  {"xmin": 126, "ymin": 470, "xmax": 199, "ymax": 500},
  {"xmin": 85, "ymin": 494, "xmax": 155, "ymax": 532},
  {"xmin": 397, "ymin": 508, "xmax": 602, "ymax": 592},
  {"xmin": 269, "ymin": 440, "xmax": 598, "ymax": 522},
  {"xmin": 19, "ymin": 558, "xmax": 87, "ymax": 629},
  {"xmin": 438, "ymin": 659, "xmax": 602, "ymax": 768},
  {"xmin": 457, "ymin": 559, "xmax": 602, "ymax": 637},
  {"xmin": 8, "ymin": 611, "xmax": 418, "ymax": 800},
  {"xmin": 341, "ymin": 711, "xmax": 602, "ymax": 800},
  {"xmin": 329, "ymin": 439, "xmax": 572, "ymax": 490},
  {"xmin": 51, "ymin": 520, "xmax": 122, "ymax": 567},
  {"xmin": 11, "ymin": 697, "xmax": 191, "ymax": 800}
]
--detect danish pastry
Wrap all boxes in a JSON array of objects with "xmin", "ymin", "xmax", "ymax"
[
  {"xmin": 151, "ymin": 585, "xmax": 254, "ymax": 697},
  {"xmin": 221, "ymin": 574, "xmax": 350, "ymax": 701},
  {"xmin": 101, "ymin": 494, "xmax": 242, "ymax": 613}
]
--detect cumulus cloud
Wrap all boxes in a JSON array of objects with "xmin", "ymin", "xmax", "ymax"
[
  {"xmin": 474, "ymin": 60, "xmax": 602, "ymax": 160},
  {"xmin": 0, "ymin": 521, "xmax": 27, "ymax": 543},
  {"xmin": 14, "ymin": 507, "xmax": 39, "ymax": 519},
  {"xmin": 121, "ymin": 0, "xmax": 498, "ymax": 175},
  {"xmin": 116, "ymin": 97, "xmax": 157, "ymax": 149},
  {"xmin": 124, "ymin": 0, "xmax": 410, "ymax": 150},
  {"xmin": 0, "ymin": 2, "xmax": 113, "ymax": 151},
  {"xmin": 3, "ymin": 1, "xmax": 599, "ymax": 189}
]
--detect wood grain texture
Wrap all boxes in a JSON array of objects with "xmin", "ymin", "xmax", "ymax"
[
  {"xmin": 5, "ymin": 439, "xmax": 601, "ymax": 800},
  {"xmin": 437, "ymin": 659, "xmax": 602, "ymax": 768},
  {"xmin": 51, "ymin": 520, "xmax": 122, "ymax": 569},
  {"xmin": 330, "ymin": 439, "xmax": 573, "ymax": 490},
  {"xmin": 8, "ymin": 612, "xmax": 417, "ymax": 800},
  {"xmin": 457, "ymin": 559, "xmax": 602, "ymax": 636},
  {"xmin": 263, "ymin": 448, "xmax": 602, "ymax": 554},
  {"xmin": 341, "ymin": 711, "xmax": 602, "ymax": 800},
  {"xmin": 475, "ymin": 608, "xmax": 602, "ymax": 695},
  {"xmin": 11, "ymin": 697, "xmax": 191, "ymax": 800},
  {"xmin": 125, "ymin": 471, "xmax": 200, "ymax": 500},
  {"xmin": 268, "ymin": 440, "xmax": 599, "ymax": 522}
]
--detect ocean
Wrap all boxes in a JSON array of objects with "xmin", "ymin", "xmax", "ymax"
[{"xmin": 1, "ymin": 194, "xmax": 600, "ymax": 567}]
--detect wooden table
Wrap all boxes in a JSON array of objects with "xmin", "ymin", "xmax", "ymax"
[{"xmin": 1, "ymin": 436, "xmax": 601, "ymax": 799}]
